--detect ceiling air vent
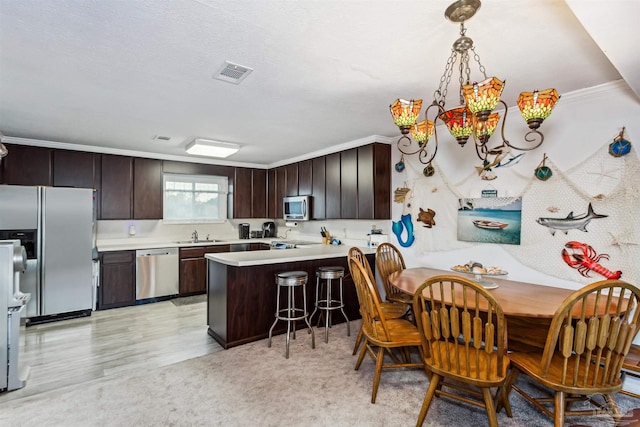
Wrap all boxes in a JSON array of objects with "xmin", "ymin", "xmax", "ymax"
[
  {"xmin": 153, "ymin": 135, "xmax": 172, "ymax": 142},
  {"xmin": 213, "ymin": 61, "xmax": 253, "ymax": 85}
]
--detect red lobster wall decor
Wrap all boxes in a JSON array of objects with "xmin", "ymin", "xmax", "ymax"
[{"xmin": 561, "ymin": 241, "xmax": 622, "ymax": 280}]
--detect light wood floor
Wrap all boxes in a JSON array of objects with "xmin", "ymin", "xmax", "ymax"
[{"xmin": 0, "ymin": 296, "xmax": 222, "ymax": 403}]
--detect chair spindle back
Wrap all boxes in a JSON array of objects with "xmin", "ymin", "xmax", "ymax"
[
  {"xmin": 540, "ymin": 279, "xmax": 640, "ymax": 389},
  {"xmin": 349, "ymin": 258, "xmax": 391, "ymax": 342},
  {"xmin": 413, "ymin": 275, "xmax": 508, "ymax": 380},
  {"xmin": 375, "ymin": 243, "xmax": 407, "ymax": 301}
]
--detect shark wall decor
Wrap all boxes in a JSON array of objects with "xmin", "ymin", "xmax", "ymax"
[{"xmin": 536, "ymin": 203, "xmax": 608, "ymax": 235}]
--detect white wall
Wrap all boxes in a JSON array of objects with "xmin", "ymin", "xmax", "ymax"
[
  {"xmin": 97, "ymin": 217, "xmax": 382, "ymax": 245},
  {"xmin": 390, "ymin": 80, "xmax": 640, "ymax": 290}
]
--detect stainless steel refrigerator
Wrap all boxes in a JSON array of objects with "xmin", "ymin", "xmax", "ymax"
[{"xmin": 0, "ymin": 185, "xmax": 94, "ymax": 319}]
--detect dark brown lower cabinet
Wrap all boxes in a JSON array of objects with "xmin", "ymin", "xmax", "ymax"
[
  {"xmin": 99, "ymin": 251, "xmax": 135, "ymax": 309},
  {"xmin": 179, "ymin": 245, "xmax": 230, "ymax": 296},
  {"xmin": 179, "ymin": 243, "xmax": 271, "ymax": 296},
  {"xmin": 206, "ymin": 254, "xmax": 374, "ymax": 349}
]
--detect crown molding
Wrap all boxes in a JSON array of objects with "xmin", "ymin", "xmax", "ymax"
[
  {"xmin": 557, "ymin": 79, "xmax": 638, "ymax": 105},
  {"xmin": 0, "ymin": 136, "xmax": 270, "ymax": 169},
  {"xmin": 267, "ymin": 135, "xmax": 394, "ymax": 168}
]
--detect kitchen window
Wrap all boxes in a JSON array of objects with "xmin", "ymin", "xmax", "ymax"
[{"xmin": 163, "ymin": 173, "xmax": 228, "ymax": 223}]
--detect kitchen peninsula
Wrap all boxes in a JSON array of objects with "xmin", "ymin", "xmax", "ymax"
[{"xmin": 206, "ymin": 244, "xmax": 375, "ymax": 349}]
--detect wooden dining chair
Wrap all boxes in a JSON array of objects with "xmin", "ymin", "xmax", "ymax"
[
  {"xmin": 348, "ymin": 247, "xmax": 410, "ymax": 355},
  {"xmin": 348, "ymin": 258, "xmax": 424, "ymax": 403},
  {"xmin": 375, "ymin": 242, "xmax": 413, "ymax": 306},
  {"xmin": 503, "ymin": 279, "xmax": 640, "ymax": 427},
  {"xmin": 413, "ymin": 275, "xmax": 512, "ymax": 427}
]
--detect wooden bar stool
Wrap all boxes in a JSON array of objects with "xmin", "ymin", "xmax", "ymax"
[
  {"xmin": 310, "ymin": 266, "xmax": 350, "ymax": 343},
  {"xmin": 268, "ymin": 271, "xmax": 315, "ymax": 358}
]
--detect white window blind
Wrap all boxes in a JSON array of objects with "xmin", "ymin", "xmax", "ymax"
[{"xmin": 163, "ymin": 173, "xmax": 228, "ymax": 223}]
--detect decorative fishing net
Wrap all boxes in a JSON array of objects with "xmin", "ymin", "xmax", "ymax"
[{"xmin": 402, "ymin": 142, "xmax": 640, "ymax": 285}]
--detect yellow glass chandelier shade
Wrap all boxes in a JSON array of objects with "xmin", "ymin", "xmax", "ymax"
[
  {"xmin": 462, "ymin": 77, "xmax": 504, "ymax": 117},
  {"xmin": 517, "ymin": 88, "xmax": 560, "ymax": 124},
  {"xmin": 439, "ymin": 107, "xmax": 474, "ymax": 145},
  {"xmin": 477, "ymin": 112, "xmax": 499, "ymax": 136},
  {"xmin": 389, "ymin": 98, "xmax": 423, "ymax": 128},
  {"xmin": 410, "ymin": 120, "xmax": 434, "ymax": 145}
]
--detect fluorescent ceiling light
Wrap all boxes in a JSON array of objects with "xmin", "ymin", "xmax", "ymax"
[{"xmin": 185, "ymin": 139, "xmax": 240, "ymax": 158}]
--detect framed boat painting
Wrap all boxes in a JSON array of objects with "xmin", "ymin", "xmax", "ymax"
[{"xmin": 457, "ymin": 197, "xmax": 522, "ymax": 245}]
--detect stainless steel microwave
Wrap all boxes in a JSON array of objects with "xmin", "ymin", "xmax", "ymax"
[{"xmin": 283, "ymin": 195, "xmax": 312, "ymax": 221}]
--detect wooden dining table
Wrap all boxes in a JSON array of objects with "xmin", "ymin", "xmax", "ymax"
[{"xmin": 388, "ymin": 267, "xmax": 578, "ymax": 351}]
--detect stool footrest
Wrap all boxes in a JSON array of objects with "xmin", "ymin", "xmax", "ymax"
[
  {"xmin": 316, "ymin": 300, "xmax": 345, "ymax": 310},
  {"xmin": 275, "ymin": 308, "xmax": 309, "ymax": 322}
]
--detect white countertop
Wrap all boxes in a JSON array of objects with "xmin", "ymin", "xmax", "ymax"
[
  {"xmin": 96, "ymin": 237, "xmax": 277, "ymax": 252},
  {"xmin": 205, "ymin": 244, "xmax": 375, "ymax": 267}
]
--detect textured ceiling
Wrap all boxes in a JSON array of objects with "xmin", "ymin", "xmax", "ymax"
[{"xmin": 0, "ymin": 0, "xmax": 637, "ymax": 167}]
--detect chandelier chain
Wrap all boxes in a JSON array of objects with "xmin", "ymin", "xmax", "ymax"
[
  {"xmin": 458, "ymin": 54, "xmax": 467, "ymax": 105},
  {"xmin": 435, "ymin": 51, "xmax": 457, "ymax": 107},
  {"xmin": 471, "ymin": 46, "xmax": 487, "ymax": 80}
]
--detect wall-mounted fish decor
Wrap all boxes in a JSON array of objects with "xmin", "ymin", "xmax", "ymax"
[
  {"xmin": 475, "ymin": 144, "xmax": 524, "ymax": 175},
  {"xmin": 536, "ymin": 203, "xmax": 607, "ymax": 235},
  {"xmin": 417, "ymin": 208, "xmax": 436, "ymax": 228}
]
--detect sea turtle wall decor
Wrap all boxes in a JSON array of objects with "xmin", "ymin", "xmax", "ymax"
[{"xmin": 417, "ymin": 208, "xmax": 436, "ymax": 228}]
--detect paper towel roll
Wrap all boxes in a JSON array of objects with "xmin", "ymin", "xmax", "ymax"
[{"xmin": 285, "ymin": 221, "xmax": 298, "ymax": 227}]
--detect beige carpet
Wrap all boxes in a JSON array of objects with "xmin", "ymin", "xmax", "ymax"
[{"xmin": 1, "ymin": 321, "xmax": 636, "ymax": 426}]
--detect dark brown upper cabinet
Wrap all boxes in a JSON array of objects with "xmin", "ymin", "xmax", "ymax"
[
  {"xmin": 233, "ymin": 167, "xmax": 268, "ymax": 219},
  {"xmin": 53, "ymin": 150, "xmax": 98, "ymax": 189},
  {"xmin": 297, "ymin": 159, "xmax": 312, "ymax": 196},
  {"xmin": 252, "ymin": 169, "xmax": 267, "ymax": 218},
  {"xmin": 311, "ymin": 156, "xmax": 326, "ymax": 220},
  {"xmin": 325, "ymin": 152, "xmax": 341, "ymax": 219},
  {"xmin": 275, "ymin": 166, "xmax": 286, "ymax": 219},
  {"xmin": 233, "ymin": 167, "xmax": 253, "ymax": 218},
  {"xmin": 100, "ymin": 154, "xmax": 132, "ymax": 220},
  {"xmin": 1, "ymin": 144, "xmax": 52, "ymax": 186},
  {"xmin": 2, "ymin": 142, "xmax": 390, "ymax": 222},
  {"xmin": 133, "ymin": 158, "xmax": 163, "ymax": 220},
  {"xmin": 267, "ymin": 169, "xmax": 277, "ymax": 219},
  {"xmin": 267, "ymin": 164, "xmax": 298, "ymax": 219},
  {"xmin": 285, "ymin": 163, "xmax": 298, "ymax": 197},
  {"xmin": 340, "ymin": 148, "xmax": 358, "ymax": 219},
  {"xmin": 358, "ymin": 143, "xmax": 391, "ymax": 220}
]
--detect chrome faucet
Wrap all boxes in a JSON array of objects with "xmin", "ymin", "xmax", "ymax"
[{"xmin": 192, "ymin": 230, "xmax": 199, "ymax": 242}]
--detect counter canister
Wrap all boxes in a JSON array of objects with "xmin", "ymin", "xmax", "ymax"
[{"xmin": 239, "ymin": 223, "xmax": 250, "ymax": 239}]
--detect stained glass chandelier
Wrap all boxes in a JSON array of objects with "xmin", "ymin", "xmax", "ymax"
[{"xmin": 389, "ymin": 0, "xmax": 560, "ymax": 176}]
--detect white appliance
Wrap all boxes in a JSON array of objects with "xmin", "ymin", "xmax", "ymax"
[
  {"xmin": 0, "ymin": 185, "xmax": 94, "ymax": 320},
  {"xmin": 283, "ymin": 195, "xmax": 312, "ymax": 221}
]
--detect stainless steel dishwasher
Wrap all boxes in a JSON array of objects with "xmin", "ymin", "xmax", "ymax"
[{"xmin": 135, "ymin": 247, "xmax": 179, "ymax": 300}]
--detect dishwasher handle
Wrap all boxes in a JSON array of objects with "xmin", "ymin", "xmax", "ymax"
[{"xmin": 136, "ymin": 247, "xmax": 179, "ymax": 257}]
